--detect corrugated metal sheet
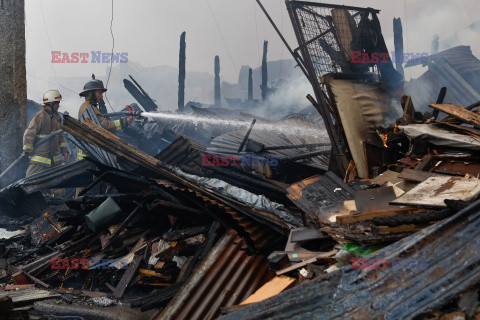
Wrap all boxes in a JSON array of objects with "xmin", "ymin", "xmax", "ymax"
[
  {"xmin": 156, "ymin": 135, "xmax": 293, "ymax": 208},
  {"xmin": 208, "ymin": 119, "xmax": 329, "ymax": 168},
  {"xmin": 5, "ymin": 160, "xmax": 96, "ymax": 194},
  {"xmin": 155, "ymin": 136, "xmax": 206, "ymax": 167},
  {"xmin": 0, "ymin": 160, "xmax": 96, "ymax": 216},
  {"xmin": 155, "ymin": 179, "xmax": 288, "ymax": 249},
  {"xmin": 219, "ymin": 198, "xmax": 480, "ymax": 320},
  {"xmin": 154, "ymin": 230, "xmax": 274, "ymax": 320},
  {"xmin": 406, "ymin": 46, "xmax": 480, "ymax": 109}
]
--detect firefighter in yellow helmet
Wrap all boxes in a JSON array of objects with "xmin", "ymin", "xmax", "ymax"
[
  {"xmin": 22, "ymin": 90, "xmax": 70, "ymax": 177},
  {"xmin": 76, "ymin": 76, "xmax": 132, "ymax": 160}
]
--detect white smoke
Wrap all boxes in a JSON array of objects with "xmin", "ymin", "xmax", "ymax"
[{"xmin": 252, "ymin": 75, "xmax": 313, "ymax": 120}]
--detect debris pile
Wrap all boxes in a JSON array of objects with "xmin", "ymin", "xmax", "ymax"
[{"xmin": 0, "ymin": 1, "xmax": 480, "ymax": 320}]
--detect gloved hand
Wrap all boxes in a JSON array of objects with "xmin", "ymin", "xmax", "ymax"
[
  {"xmin": 63, "ymin": 152, "xmax": 70, "ymax": 162},
  {"xmin": 125, "ymin": 105, "xmax": 135, "ymax": 115},
  {"xmin": 124, "ymin": 105, "xmax": 134, "ymax": 126}
]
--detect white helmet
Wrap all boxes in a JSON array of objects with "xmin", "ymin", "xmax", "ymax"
[{"xmin": 42, "ymin": 90, "xmax": 62, "ymax": 105}]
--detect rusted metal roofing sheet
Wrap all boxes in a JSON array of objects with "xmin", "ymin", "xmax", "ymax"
[
  {"xmin": 219, "ymin": 198, "xmax": 480, "ymax": 320},
  {"xmin": 155, "ymin": 179, "xmax": 289, "ymax": 249},
  {"xmin": 156, "ymin": 136, "xmax": 205, "ymax": 167},
  {"xmin": 154, "ymin": 230, "xmax": 274, "ymax": 320}
]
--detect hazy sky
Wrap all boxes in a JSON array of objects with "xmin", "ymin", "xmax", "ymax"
[{"xmin": 25, "ymin": 0, "xmax": 479, "ymax": 102}]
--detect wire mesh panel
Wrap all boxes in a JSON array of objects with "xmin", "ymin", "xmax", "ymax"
[{"xmin": 287, "ymin": 1, "xmax": 381, "ymax": 82}]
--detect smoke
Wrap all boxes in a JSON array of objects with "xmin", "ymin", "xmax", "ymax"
[
  {"xmin": 441, "ymin": 21, "xmax": 480, "ymax": 55},
  {"xmin": 253, "ymin": 75, "xmax": 314, "ymax": 120}
]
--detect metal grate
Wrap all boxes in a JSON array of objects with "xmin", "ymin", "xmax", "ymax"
[{"xmin": 287, "ymin": 1, "xmax": 381, "ymax": 81}]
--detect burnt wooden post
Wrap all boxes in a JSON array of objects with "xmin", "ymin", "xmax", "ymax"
[
  {"xmin": 431, "ymin": 34, "xmax": 439, "ymax": 54},
  {"xmin": 393, "ymin": 17, "xmax": 404, "ymax": 77},
  {"xmin": 261, "ymin": 41, "xmax": 268, "ymax": 100},
  {"xmin": 214, "ymin": 55, "xmax": 221, "ymax": 107},
  {"xmin": 178, "ymin": 32, "xmax": 186, "ymax": 112},
  {"xmin": 248, "ymin": 68, "xmax": 253, "ymax": 102}
]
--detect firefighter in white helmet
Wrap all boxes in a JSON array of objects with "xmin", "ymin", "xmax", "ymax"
[{"xmin": 22, "ymin": 90, "xmax": 70, "ymax": 177}]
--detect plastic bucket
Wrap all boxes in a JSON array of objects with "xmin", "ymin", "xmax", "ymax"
[{"xmin": 85, "ymin": 197, "xmax": 122, "ymax": 232}]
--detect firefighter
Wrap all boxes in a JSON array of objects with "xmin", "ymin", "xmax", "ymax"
[
  {"xmin": 22, "ymin": 90, "xmax": 70, "ymax": 177},
  {"xmin": 76, "ymin": 75, "xmax": 132, "ymax": 160}
]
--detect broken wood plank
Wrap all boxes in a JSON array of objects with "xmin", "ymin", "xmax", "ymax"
[
  {"xmin": 336, "ymin": 207, "xmax": 429, "ymax": 225},
  {"xmin": 276, "ymin": 251, "xmax": 337, "ymax": 276},
  {"xmin": 113, "ymin": 253, "xmax": 143, "ymax": 299},
  {"xmin": 105, "ymin": 283, "xmax": 115, "ymax": 293},
  {"xmin": 354, "ymin": 186, "xmax": 397, "ymax": 214},
  {"xmin": 175, "ymin": 257, "xmax": 192, "ymax": 283},
  {"xmin": 415, "ymin": 154, "xmax": 434, "ymax": 171},
  {"xmin": 241, "ymin": 276, "xmax": 296, "ymax": 305},
  {"xmin": 0, "ymin": 289, "xmax": 59, "ymax": 306},
  {"xmin": 400, "ymin": 95, "xmax": 415, "ymax": 125},
  {"xmin": 399, "ymin": 168, "xmax": 446, "ymax": 182},
  {"xmin": 103, "ymin": 204, "xmax": 142, "ymax": 249},
  {"xmin": 377, "ymin": 225, "xmax": 426, "ymax": 234},
  {"xmin": 391, "ymin": 176, "xmax": 480, "ymax": 208},
  {"xmin": 369, "ymin": 170, "xmax": 403, "ymax": 186},
  {"xmin": 288, "ymin": 252, "xmax": 324, "ymax": 262},
  {"xmin": 139, "ymin": 269, "xmax": 171, "ymax": 280},
  {"xmin": 11, "ymin": 267, "xmax": 49, "ymax": 289},
  {"xmin": 4, "ymin": 284, "xmax": 35, "ymax": 291},
  {"xmin": 154, "ymin": 261, "xmax": 165, "ymax": 270},
  {"xmin": 138, "ymin": 282, "xmax": 172, "ymax": 287},
  {"xmin": 430, "ymin": 104, "xmax": 480, "ymax": 127}
]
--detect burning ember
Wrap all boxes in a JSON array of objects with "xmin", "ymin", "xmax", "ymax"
[
  {"xmin": 375, "ymin": 125, "xmax": 400, "ymax": 149},
  {"xmin": 382, "ymin": 134, "xmax": 389, "ymax": 148},
  {"xmin": 375, "ymin": 128, "xmax": 389, "ymax": 148}
]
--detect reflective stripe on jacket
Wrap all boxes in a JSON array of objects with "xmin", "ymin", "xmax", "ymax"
[{"xmin": 77, "ymin": 147, "xmax": 88, "ymax": 160}]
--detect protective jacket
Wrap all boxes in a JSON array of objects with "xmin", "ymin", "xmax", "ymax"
[
  {"xmin": 77, "ymin": 102, "xmax": 127, "ymax": 159},
  {"xmin": 23, "ymin": 108, "xmax": 68, "ymax": 167}
]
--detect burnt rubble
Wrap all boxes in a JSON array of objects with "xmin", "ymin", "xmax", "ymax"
[{"xmin": 1, "ymin": 1, "xmax": 480, "ymax": 320}]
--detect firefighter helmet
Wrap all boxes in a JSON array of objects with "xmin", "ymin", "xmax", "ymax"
[
  {"xmin": 79, "ymin": 74, "xmax": 107, "ymax": 97},
  {"xmin": 42, "ymin": 90, "xmax": 62, "ymax": 105}
]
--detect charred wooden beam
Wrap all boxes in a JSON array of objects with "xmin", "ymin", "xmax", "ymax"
[
  {"xmin": 214, "ymin": 55, "xmax": 221, "ymax": 107},
  {"xmin": 178, "ymin": 32, "xmax": 186, "ymax": 112}
]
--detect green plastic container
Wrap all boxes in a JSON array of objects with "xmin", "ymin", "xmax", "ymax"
[{"xmin": 85, "ymin": 197, "xmax": 122, "ymax": 232}]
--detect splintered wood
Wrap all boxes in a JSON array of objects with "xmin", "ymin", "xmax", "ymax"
[
  {"xmin": 336, "ymin": 207, "xmax": 428, "ymax": 225},
  {"xmin": 391, "ymin": 176, "xmax": 480, "ymax": 208},
  {"xmin": 430, "ymin": 104, "xmax": 480, "ymax": 127}
]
